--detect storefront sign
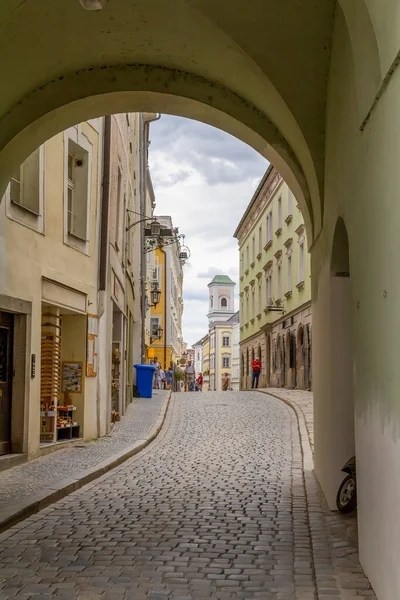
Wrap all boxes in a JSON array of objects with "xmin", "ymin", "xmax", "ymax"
[
  {"xmin": 62, "ymin": 362, "xmax": 83, "ymax": 393},
  {"xmin": 87, "ymin": 314, "xmax": 98, "ymax": 377}
]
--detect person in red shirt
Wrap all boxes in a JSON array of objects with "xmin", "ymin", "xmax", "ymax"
[{"xmin": 251, "ymin": 357, "xmax": 262, "ymax": 389}]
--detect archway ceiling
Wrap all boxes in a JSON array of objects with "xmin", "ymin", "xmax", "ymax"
[{"xmin": 0, "ymin": 0, "xmax": 335, "ymax": 242}]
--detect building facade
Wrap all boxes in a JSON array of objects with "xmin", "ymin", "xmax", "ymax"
[
  {"xmin": 207, "ymin": 275, "xmax": 236, "ymax": 391},
  {"xmin": 0, "ymin": 114, "xmax": 158, "ymax": 464},
  {"xmin": 148, "ymin": 216, "xmax": 184, "ymax": 370},
  {"xmin": 234, "ymin": 166, "xmax": 312, "ymax": 390},
  {"xmin": 230, "ymin": 312, "xmax": 240, "ymax": 391}
]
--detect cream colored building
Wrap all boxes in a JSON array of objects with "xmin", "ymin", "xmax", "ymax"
[
  {"xmin": 207, "ymin": 275, "xmax": 236, "ymax": 391},
  {"xmin": 201, "ymin": 335, "xmax": 210, "ymax": 391},
  {"xmin": 0, "ymin": 121, "xmax": 103, "ymax": 462},
  {"xmin": 234, "ymin": 166, "xmax": 311, "ymax": 390}
]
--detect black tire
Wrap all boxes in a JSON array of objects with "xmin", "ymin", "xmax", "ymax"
[{"xmin": 336, "ymin": 474, "xmax": 357, "ymax": 513}]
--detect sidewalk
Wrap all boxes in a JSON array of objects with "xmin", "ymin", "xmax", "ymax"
[
  {"xmin": 259, "ymin": 387, "xmax": 314, "ymax": 452},
  {"xmin": 0, "ymin": 391, "xmax": 170, "ymax": 533},
  {"xmin": 258, "ymin": 387, "xmax": 376, "ymax": 600}
]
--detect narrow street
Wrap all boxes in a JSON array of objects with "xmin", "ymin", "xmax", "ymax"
[{"xmin": 0, "ymin": 392, "xmax": 372, "ymax": 600}]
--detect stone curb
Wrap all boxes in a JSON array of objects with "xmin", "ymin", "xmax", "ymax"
[
  {"xmin": 0, "ymin": 392, "xmax": 171, "ymax": 535},
  {"xmin": 256, "ymin": 389, "xmax": 342, "ymax": 600}
]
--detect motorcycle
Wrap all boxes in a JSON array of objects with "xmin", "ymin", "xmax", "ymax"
[{"xmin": 336, "ymin": 456, "xmax": 357, "ymax": 513}]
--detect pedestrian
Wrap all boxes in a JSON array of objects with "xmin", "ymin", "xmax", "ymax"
[
  {"xmin": 184, "ymin": 361, "xmax": 195, "ymax": 392},
  {"xmin": 222, "ymin": 373, "xmax": 229, "ymax": 391},
  {"xmin": 165, "ymin": 365, "xmax": 173, "ymax": 391},
  {"xmin": 251, "ymin": 355, "xmax": 262, "ymax": 389},
  {"xmin": 152, "ymin": 356, "xmax": 161, "ymax": 389},
  {"xmin": 157, "ymin": 367, "xmax": 166, "ymax": 390},
  {"xmin": 196, "ymin": 372, "xmax": 203, "ymax": 391}
]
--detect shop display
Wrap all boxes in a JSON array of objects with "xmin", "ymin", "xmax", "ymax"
[{"xmin": 40, "ymin": 313, "xmax": 82, "ymax": 444}]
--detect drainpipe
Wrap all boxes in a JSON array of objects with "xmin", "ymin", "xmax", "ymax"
[
  {"xmin": 161, "ymin": 247, "xmax": 167, "ymax": 370},
  {"xmin": 140, "ymin": 113, "xmax": 161, "ymax": 364},
  {"xmin": 97, "ymin": 115, "xmax": 111, "ymax": 436},
  {"xmin": 99, "ymin": 115, "xmax": 111, "ymax": 302}
]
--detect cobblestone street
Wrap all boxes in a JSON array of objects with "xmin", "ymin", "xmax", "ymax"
[{"xmin": 0, "ymin": 392, "xmax": 374, "ymax": 599}]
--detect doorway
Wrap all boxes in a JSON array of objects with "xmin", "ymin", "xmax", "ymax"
[{"xmin": 0, "ymin": 311, "xmax": 14, "ymax": 455}]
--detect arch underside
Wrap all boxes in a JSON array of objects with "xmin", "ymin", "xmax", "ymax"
[{"xmin": 0, "ymin": 0, "xmax": 337, "ymax": 246}]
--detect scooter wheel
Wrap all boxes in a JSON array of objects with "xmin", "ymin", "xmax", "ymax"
[{"xmin": 336, "ymin": 474, "xmax": 357, "ymax": 513}]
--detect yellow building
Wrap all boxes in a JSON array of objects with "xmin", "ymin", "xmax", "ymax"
[
  {"xmin": 234, "ymin": 165, "xmax": 311, "ymax": 390},
  {"xmin": 148, "ymin": 216, "xmax": 184, "ymax": 370}
]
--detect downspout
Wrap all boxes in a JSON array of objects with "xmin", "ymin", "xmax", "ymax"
[
  {"xmin": 97, "ymin": 115, "xmax": 111, "ymax": 436},
  {"xmin": 161, "ymin": 247, "xmax": 167, "ymax": 370},
  {"xmin": 99, "ymin": 115, "xmax": 111, "ymax": 300},
  {"xmin": 140, "ymin": 113, "xmax": 161, "ymax": 364}
]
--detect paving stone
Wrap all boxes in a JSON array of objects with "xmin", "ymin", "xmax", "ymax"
[{"xmin": 0, "ymin": 391, "xmax": 377, "ymax": 599}]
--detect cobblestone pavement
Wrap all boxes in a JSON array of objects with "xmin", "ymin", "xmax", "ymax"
[
  {"xmin": 258, "ymin": 389, "xmax": 376, "ymax": 600},
  {"xmin": 0, "ymin": 391, "xmax": 376, "ymax": 599},
  {"xmin": 0, "ymin": 392, "xmax": 168, "ymax": 516},
  {"xmin": 259, "ymin": 390, "xmax": 314, "ymax": 454}
]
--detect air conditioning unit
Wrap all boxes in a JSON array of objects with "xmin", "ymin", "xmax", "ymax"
[{"xmin": 267, "ymin": 297, "xmax": 274, "ymax": 306}]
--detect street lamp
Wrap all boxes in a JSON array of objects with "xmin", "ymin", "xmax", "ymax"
[{"xmin": 150, "ymin": 287, "xmax": 161, "ymax": 308}]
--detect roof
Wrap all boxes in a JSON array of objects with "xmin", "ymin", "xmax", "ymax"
[
  {"xmin": 225, "ymin": 310, "xmax": 240, "ymax": 324},
  {"xmin": 233, "ymin": 163, "xmax": 274, "ymax": 239},
  {"xmin": 208, "ymin": 275, "xmax": 235, "ymax": 286}
]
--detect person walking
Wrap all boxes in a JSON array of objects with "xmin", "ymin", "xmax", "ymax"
[
  {"xmin": 251, "ymin": 355, "xmax": 262, "ymax": 389},
  {"xmin": 157, "ymin": 367, "xmax": 166, "ymax": 390},
  {"xmin": 152, "ymin": 356, "xmax": 161, "ymax": 389},
  {"xmin": 165, "ymin": 366, "xmax": 173, "ymax": 391},
  {"xmin": 184, "ymin": 361, "xmax": 195, "ymax": 392},
  {"xmin": 222, "ymin": 373, "xmax": 230, "ymax": 391},
  {"xmin": 196, "ymin": 372, "xmax": 203, "ymax": 391}
]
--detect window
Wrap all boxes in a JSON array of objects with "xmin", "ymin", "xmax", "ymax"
[
  {"xmin": 266, "ymin": 273, "xmax": 272, "ymax": 304},
  {"xmin": 258, "ymin": 283, "xmax": 262, "ymax": 315},
  {"xmin": 10, "ymin": 148, "xmax": 41, "ymax": 215},
  {"xmin": 277, "ymin": 197, "xmax": 282, "ymax": 230},
  {"xmin": 266, "ymin": 211, "xmax": 273, "ymax": 243},
  {"xmin": 150, "ymin": 316, "xmax": 161, "ymax": 337},
  {"xmin": 221, "ymin": 297, "xmax": 228, "ymax": 308},
  {"xmin": 251, "ymin": 290, "xmax": 255, "ymax": 318},
  {"xmin": 222, "ymin": 335, "xmax": 230, "ymax": 347},
  {"xmin": 252, "ymin": 236, "xmax": 255, "ymax": 263},
  {"xmin": 222, "ymin": 356, "xmax": 230, "ymax": 368},
  {"xmin": 258, "ymin": 226, "xmax": 262, "ymax": 254},
  {"xmin": 288, "ymin": 189, "xmax": 293, "ymax": 218},
  {"xmin": 241, "ymin": 251, "xmax": 244, "ymax": 275},
  {"xmin": 66, "ymin": 139, "xmax": 89, "ymax": 241},
  {"xmin": 246, "ymin": 296, "xmax": 249, "ymax": 322},
  {"xmin": 210, "ymin": 295, "xmax": 214, "ymax": 308},
  {"xmin": 299, "ymin": 241, "xmax": 305, "ymax": 282},
  {"xmin": 277, "ymin": 265, "xmax": 282, "ymax": 299},
  {"xmin": 115, "ymin": 167, "xmax": 123, "ymax": 250},
  {"xmin": 246, "ymin": 245, "xmax": 249, "ymax": 267},
  {"xmin": 287, "ymin": 255, "xmax": 292, "ymax": 292}
]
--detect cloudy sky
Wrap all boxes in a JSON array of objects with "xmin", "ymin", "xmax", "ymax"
[{"xmin": 148, "ymin": 116, "xmax": 268, "ymax": 346}]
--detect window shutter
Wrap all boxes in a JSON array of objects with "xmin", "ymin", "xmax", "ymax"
[
  {"xmin": 68, "ymin": 143, "xmax": 89, "ymax": 241},
  {"xmin": 21, "ymin": 148, "xmax": 40, "ymax": 214}
]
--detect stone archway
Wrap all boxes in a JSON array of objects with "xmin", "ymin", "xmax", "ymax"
[
  {"xmin": 296, "ymin": 325, "xmax": 305, "ymax": 389},
  {"xmin": 314, "ymin": 217, "xmax": 354, "ymax": 511}
]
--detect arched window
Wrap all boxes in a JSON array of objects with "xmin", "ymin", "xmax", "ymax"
[
  {"xmin": 210, "ymin": 295, "xmax": 214, "ymax": 307},
  {"xmin": 221, "ymin": 297, "xmax": 228, "ymax": 308}
]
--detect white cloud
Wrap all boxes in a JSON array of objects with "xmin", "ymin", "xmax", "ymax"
[{"xmin": 149, "ymin": 115, "xmax": 268, "ymax": 345}]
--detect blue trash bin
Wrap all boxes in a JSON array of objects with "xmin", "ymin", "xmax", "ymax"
[{"xmin": 134, "ymin": 364, "xmax": 156, "ymax": 398}]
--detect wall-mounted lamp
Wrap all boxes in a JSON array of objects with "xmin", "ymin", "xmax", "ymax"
[{"xmin": 79, "ymin": 0, "xmax": 108, "ymax": 10}]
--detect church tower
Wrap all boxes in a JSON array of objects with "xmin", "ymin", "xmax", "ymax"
[{"xmin": 207, "ymin": 275, "xmax": 235, "ymax": 325}]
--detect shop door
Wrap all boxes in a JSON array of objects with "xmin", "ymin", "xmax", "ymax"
[{"xmin": 0, "ymin": 312, "xmax": 13, "ymax": 455}]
